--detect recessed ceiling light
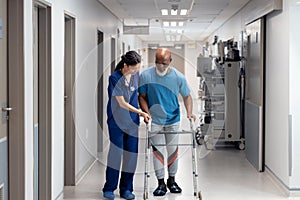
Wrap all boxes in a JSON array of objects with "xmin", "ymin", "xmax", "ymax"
[
  {"xmin": 166, "ymin": 35, "xmax": 171, "ymax": 41},
  {"xmin": 171, "ymin": 21, "xmax": 177, "ymax": 27},
  {"xmin": 177, "ymin": 29, "xmax": 183, "ymax": 34},
  {"xmin": 180, "ymin": 9, "xmax": 188, "ymax": 15},
  {"xmin": 171, "ymin": 9, "xmax": 178, "ymax": 15},
  {"xmin": 163, "ymin": 21, "xmax": 170, "ymax": 27},
  {"xmin": 178, "ymin": 21, "xmax": 184, "ymax": 26},
  {"xmin": 161, "ymin": 9, "xmax": 168, "ymax": 15},
  {"xmin": 171, "ymin": 35, "xmax": 176, "ymax": 42},
  {"xmin": 175, "ymin": 35, "xmax": 181, "ymax": 41}
]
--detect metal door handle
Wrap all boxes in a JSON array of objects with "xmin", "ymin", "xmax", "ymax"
[
  {"xmin": 64, "ymin": 96, "xmax": 68, "ymax": 99},
  {"xmin": 2, "ymin": 107, "xmax": 13, "ymax": 112}
]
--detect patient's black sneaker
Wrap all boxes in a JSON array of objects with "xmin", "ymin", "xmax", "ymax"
[
  {"xmin": 167, "ymin": 179, "xmax": 182, "ymax": 193},
  {"xmin": 153, "ymin": 184, "xmax": 167, "ymax": 196}
]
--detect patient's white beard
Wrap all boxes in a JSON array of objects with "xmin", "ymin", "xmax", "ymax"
[{"xmin": 155, "ymin": 67, "xmax": 170, "ymax": 76}]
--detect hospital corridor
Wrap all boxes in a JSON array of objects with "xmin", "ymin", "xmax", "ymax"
[
  {"xmin": 63, "ymin": 120, "xmax": 300, "ymax": 200},
  {"xmin": 0, "ymin": 0, "xmax": 300, "ymax": 200}
]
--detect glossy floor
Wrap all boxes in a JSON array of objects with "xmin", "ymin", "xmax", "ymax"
[{"xmin": 64, "ymin": 124, "xmax": 300, "ymax": 200}]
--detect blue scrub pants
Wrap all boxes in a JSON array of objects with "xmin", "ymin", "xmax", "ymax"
[{"xmin": 103, "ymin": 125, "xmax": 138, "ymax": 193}]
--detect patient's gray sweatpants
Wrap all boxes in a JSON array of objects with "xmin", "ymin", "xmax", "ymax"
[{"xmin": 150, "ymin": 122, "xmax": 180, "ymax": 180}]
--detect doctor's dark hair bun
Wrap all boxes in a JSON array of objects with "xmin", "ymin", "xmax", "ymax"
[{"xmin": 115, "ymin": 51, "xmax": 141, "ymax": 71}]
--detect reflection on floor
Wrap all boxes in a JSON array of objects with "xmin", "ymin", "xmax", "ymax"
[{"xmin": 64, "ymin": 123, "xmax": 299, "ymax": 200}]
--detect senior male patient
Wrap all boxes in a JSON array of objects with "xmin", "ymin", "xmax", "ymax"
[{"xmin": 138, "ymin": 47, "xmax": 196, "ymax": 196}]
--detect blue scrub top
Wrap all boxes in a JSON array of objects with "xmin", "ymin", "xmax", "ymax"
[
  {"xmin": 139, "ymin": 66, "xmax": 190, "ymax": 125},
  {"xmin": 107, "ymin": 70, "xmax": 140, "ymax": 130}
]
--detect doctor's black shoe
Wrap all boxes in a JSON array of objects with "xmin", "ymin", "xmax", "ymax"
[
  {"xmin": 167, "ymin": 180, "xmax": 182, "ymax": 193},
  {"xmin": 153, "ymin": 184, "xmax": 167, "ymax": 196}
]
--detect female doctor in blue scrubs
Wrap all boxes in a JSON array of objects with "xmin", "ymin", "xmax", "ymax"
[{"xmin": 103, "ymin": 51, "xmax": 151, "ymax": 200}]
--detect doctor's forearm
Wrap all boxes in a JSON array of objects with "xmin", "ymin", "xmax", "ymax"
[{"xmin": 116, "ymin": 96, "xmax": 143, "ymax": 115}]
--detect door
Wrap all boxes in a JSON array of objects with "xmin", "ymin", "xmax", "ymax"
[
  {"xmin": 0, "ymin": 0, "xmax": 8, "ymax": 198},
  {"xmin": 64, "ymin": 14, "xmax": 76, "ymax": 186},
  {"xmin": 8, "ymin": 0, "xmax": 25, "ymax": 199},
  {"xmin": 111, "ymin": 37, "xmax": 116, "ymax": 74},
  {"xmin": 244, "ymin": 18, "xmax": 265, "ymax": 172},
  {"xmin": 97, "ymin": 30, "xmax": 104, "ymax": 153}
]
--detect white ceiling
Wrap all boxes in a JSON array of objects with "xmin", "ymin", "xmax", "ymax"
[{"xmin": 98, "ymin": 0, "xmax": 250, "ymax": 42}]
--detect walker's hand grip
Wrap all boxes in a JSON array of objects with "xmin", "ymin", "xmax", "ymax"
[
  {"xmin": 147, "ymin": 120, "xmax": 152, "ymax": 132},
  {"xmin": 189, "ymin": 118, "xmax": 194, "ymax": 130}
]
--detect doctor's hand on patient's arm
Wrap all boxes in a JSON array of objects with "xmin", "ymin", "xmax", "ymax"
[{"xmin": 138, "ymin": 94, "xmax": 151, "ymax": 123}]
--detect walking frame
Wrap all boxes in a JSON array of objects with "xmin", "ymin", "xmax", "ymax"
[{"xmin": 143, "ymin": 119, "xmax": 202, "ymax": 200}]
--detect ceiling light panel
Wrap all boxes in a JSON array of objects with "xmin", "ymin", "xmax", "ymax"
[
  {"xmin": 166, "ymin": 35, "xmax": 171, "ymax": 41},
  {"xmin": 170, "ymin": 21, "xmax": 177, "ymax": 26},
  {"xmin": 180, "ymin": 9, "xmax": 188, "ymax": 15},
  {"xmin": 157, "ymin": 0, "xmax": 193, "ymax": 14},
  {"xmin": 178, "ymin": 21, "xmax": 184, "ymax": 26},
  {"xmin": 161, "ymin": 9, "xmax": 168, "ymax": 15},
  {"xmin": 171, "ymin": 9, "xmax": 178, "ymax": 15},
  {"xmin": 171, "ymin": 35, "xmax": 176, "ymax": 41},
  {"xmin": 163, "ymin": 21, "xmax": 170, "ymax": 27}
]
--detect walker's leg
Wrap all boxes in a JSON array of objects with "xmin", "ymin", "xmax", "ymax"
[
  {"xmin": 143, "ymin": 149, "xmax": 149, "ymax": 199},
  {"xmin": 191, "ymin": 135, "xmax": 198, "ymax": 196},
  {"xmin": 144, "ymin": 125, "xmax": 151, "ymax": 200},
  {"xmin": 193, "ymin": 143, "xmax": 200, "ymax": 198},
  {"xmin": 190, "ymin": 120, "xmax": 201, "ymax": 199}
]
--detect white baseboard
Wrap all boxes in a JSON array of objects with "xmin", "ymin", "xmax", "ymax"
[
  {"xmin": 75, "ymin": 158, "xmax": 96, "ymax": 185},
  {"xmin": 265, "ymin": 166, "xmax": 300, "ymax": 197},
  {"xmin": 54, "ymin": 190, "xmax": 64, "ymax": 200},
  {"xmin": 289, "ymin": 189, "xmax": 300, "ymax": 197}
]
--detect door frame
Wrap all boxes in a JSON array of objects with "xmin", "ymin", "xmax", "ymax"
[
  {"xmin": 34, "ymin": 1, "xmax": 52, "ymax": 199},
  {"xmin": 64, "ymin": 13, "xmax": 76, "ymax": 186},
  {"xmin": 7, "ymin": 1, "xmax": 52, "ymax": 199}
]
